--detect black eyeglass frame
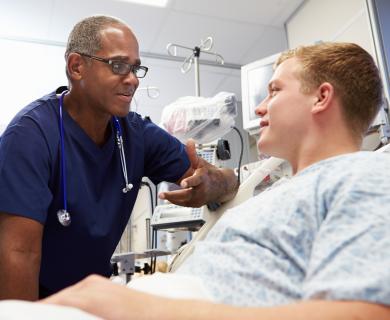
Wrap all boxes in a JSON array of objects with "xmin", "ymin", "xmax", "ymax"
[{"xmin": 77, "ymin": 52, "xmax": 148, "ymax": 78}]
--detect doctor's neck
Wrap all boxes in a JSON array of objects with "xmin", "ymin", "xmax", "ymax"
[{"xmin": 63, "ymin": 92, "xmax": 112, "ymax": 147}]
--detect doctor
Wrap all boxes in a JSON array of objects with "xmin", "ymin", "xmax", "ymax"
[{"xmin": 0, "ymin": 15, "xmax": 238, "ymax": 300}]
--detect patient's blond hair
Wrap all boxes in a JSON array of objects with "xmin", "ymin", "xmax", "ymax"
[{"xmin": 276, "ymin": 42, "xmax": 383, "ymax": 138}]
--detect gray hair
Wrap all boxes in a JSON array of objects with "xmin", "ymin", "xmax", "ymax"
[{"xmin": 65, "ymin": 15, "xmax": 127, "ymax": 58}]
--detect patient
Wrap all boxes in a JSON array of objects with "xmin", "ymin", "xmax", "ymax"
[{"xmin": 5, "ymin": 42, "xmax": 390, "ymax": 319}]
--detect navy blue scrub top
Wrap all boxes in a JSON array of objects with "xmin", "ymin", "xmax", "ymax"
[{"xmin": 0, "ymin": 90, "xmax": 190, "ymax": 294}]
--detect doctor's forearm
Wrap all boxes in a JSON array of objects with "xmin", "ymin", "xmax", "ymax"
[{"xmin": 0, "ymin": 213, "xmax": 43, "ymax": 300}]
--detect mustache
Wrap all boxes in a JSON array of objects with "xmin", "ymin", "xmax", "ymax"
[{"xmin": 118, "ymin": 88, "xmax": 136, "ymax": 96}]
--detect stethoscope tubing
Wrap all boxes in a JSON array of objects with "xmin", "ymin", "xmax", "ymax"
[
  {"xmin": 57, "ymin": 90, "xmax": 132, "ymax": 226},
  {"xmin": 59, "ymin": 90, "xmax": 69, "ymax": 213},
  {"xmin": 113, "ymin": 117, "xmax": 133, "ymax": 193}
]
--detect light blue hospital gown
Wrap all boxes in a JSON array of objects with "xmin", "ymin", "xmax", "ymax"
[{"xmin": 177, "ymin": 151, "xmax": 390, "ymax": 307}]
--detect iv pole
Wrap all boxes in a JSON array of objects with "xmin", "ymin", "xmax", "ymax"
[{"xmin": 166, "ymin": 37, "xmax": 225, "ymax": 97}]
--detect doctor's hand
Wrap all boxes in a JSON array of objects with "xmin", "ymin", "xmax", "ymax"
[{"xmin": 159, "ymin": 139, "xmax": 238, "ymax": 208}]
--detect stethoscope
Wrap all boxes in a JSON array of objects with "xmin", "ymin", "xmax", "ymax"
[{"xmin": 57, "ymin": 90, "xmax": 133, "ymax": 227}]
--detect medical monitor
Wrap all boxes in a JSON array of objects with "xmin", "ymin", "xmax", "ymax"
[{"xmin": 241, "ymin": 52, "xmax": 280, "ymax": 135}]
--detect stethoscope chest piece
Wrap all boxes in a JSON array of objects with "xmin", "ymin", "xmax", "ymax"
[
  {"xmin": 57, "ymin": 209, "xmax": 71, "ymax": 227},
  {"xmin": 122, "ymin": 183, "xmax": 133, "ymax": 193}
]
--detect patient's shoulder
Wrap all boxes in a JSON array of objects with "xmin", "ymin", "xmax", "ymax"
[
  {"xmin": 319, "ymin": 151, "xmax": 390, "ymax": 178},
  {"xmin": 344, "ymin": 151, "xmax": 390, "ymax": 179}
]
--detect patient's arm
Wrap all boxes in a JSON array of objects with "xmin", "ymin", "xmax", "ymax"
[
  {"xmin": 43, "ymin": 275, "xmax": 390, "ymax": 320},
  {"xmin": 0, "ymin": 212, "xmax": 43, "ymax": 300}
]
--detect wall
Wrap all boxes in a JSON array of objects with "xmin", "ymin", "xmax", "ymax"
[
  {"xmin": 368, "ymin": 0, "xmax": 390, "ymax": 98},
  {"xmin": 287, "ymin": 0, "xmax": 375, "ymax": 55},
  {"xmin": 0, "ymin": 39, "xmax": 67, "ymax": 132}
]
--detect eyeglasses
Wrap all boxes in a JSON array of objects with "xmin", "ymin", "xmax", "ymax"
[{"xmin": 77, "ymin": 52, "xmax": 148, "ymax": 78}]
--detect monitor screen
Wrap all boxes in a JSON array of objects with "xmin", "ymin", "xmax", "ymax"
[{"xmin": 241, "ymin": 52, "xmax": 280, "ymax": 135}]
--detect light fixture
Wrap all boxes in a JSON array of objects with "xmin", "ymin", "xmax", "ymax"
[{"xmin": 116, "ymin": 0, "xmax": 169, "ymax": 7}]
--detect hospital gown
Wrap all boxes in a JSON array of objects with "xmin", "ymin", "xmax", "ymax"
[{"xmin": 177, "ymin": 151, "xmax": 390, "ymax": 307}]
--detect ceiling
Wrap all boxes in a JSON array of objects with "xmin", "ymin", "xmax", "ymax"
[
  {"xmin": 0, "ymin": 0, "xmax": 304, "ymax": 122},
  {"xmin": 0, "ymin": 0, "xmax": 303, "ymax": 64}
]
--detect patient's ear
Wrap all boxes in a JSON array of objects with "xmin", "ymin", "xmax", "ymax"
[{"xmin": 311, "ymin": 82, "xmax": 334, "ymax": 114}]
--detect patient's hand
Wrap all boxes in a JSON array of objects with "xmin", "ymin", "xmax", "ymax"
[
  {"xmin": 42, "ymin": 274, "xmax": 216, "ymax": 320},
  {"xmin": 42, "ymin": 275, "xmax": 177, "ymax": 320}
]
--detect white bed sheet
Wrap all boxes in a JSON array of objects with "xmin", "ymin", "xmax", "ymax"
[{"xmin": 0, "ymin": 300, "xmax": 101, "ymax": 320}]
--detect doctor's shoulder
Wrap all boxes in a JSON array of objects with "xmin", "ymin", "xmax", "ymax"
[
  {"xmin": 0, "ymin": 92, "xmax": 60, "ymax": 155},
  {"xmin": 124, "ymin": 112, "xmax": 167, "ymax": 138}
]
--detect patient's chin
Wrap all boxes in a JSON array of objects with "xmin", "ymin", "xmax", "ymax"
[{"xmin": 257, "ymin": 139, "xmax": 272, "ymax": 156}]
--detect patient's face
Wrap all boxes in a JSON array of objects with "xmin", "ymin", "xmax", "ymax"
[{"xmin": 255, "ymin": 57, "xmax": 315, "ymax": 160}]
